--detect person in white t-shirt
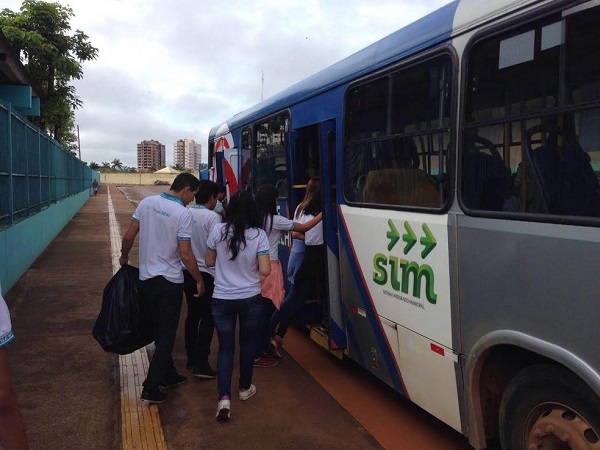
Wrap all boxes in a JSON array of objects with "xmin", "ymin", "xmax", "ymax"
[
  {"xmin": 0, "ymin": 284, "xmax": 29, "ymax": 450},
  {"xmin": 213, "ymin": 183, "xmax": 227, "ymax": 220},
  {"xmin": 182, "ymin": 180, "xmax": 221, "ymax": 379},
  {"xmin": 206, "ymin": 190, "xmax": 270, "ymax": 421},
  {"xmin": 253, "ymin": 184, "xmax": 322, "ymax": 366},
  {"xmin": 120, "ymin": 173, "xmax": 205, "ymax": 404},
  {"xmin": 271, "ymin": 177, "xmax": 325, "ymax": 347}
]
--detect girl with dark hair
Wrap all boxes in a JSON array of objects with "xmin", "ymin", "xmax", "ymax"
[
  {"xmin": 206, "ymin": 190, "xmax": 270, "ymax": 421},
  {"xmin": 270, "ymin": 177, "xmax": 324, "ymax": 355},
  {"xmin": 253, "ymin": 184, "xmax": 322, "ymax": 367}
]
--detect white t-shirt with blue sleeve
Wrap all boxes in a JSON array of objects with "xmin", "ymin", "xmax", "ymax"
[
  {"xmin": 133, "ymin": 192, "xmax": 193, "ymax": 283},
  {"xmin": 0, "ymin": 284, "xmax": 14, "ymax": 348},
  {"xmin": 264, "ymin": 215, "xmax": 296, "ymax": 260},
  {"xmin": 207, "ymin": 223, "xmax": 269, "ymax": 299},
  {"xmin": 185, "ymin": 205, "xmax": 221, "ymax": 277}
]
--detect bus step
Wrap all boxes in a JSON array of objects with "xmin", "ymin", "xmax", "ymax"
[{"xmin": 309, "ymin": 326, "xmax": 343, "ymax": 360}]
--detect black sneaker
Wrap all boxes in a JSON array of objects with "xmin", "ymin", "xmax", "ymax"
[
  {"xmin": 160, "ymin": 374, "xmax": 188, "ymax": 389},
  {"xmin": 193, "ymin": 363, "xmax": 217, "ymax": 379},
  {"xmin": 141, "ymin": 390, "xmax": 166, "ymax": 403}
]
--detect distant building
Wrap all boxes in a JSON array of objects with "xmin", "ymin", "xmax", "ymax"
[
  {"xmin": 173, "ymin": 139, "xmax": 201, "ymax": 170},
  {"xmin": 137, "ymin": 139, "xmax": 166, "ymax": 172}
]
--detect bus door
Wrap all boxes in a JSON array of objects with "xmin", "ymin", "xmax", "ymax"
[
  {"xmin": 287, "ymin": 121, "xmax": 345, "ymax": 356},
  {"xmin": 317, "ymin": 120, "xmax": 345, "ymax": 355},
  {"xmin": 285, "ymin": 125, "xmax": 322, "ymax": 325}
]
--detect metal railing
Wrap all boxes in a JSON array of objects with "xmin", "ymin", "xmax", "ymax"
[{"xmin": 0, "ymin": 98, "xmax": 95, "ymax": 229}]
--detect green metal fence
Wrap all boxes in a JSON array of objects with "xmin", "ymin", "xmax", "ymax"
[{"xmin": 0, "ymin": 98, "xmax": 96, "ymax": 229}]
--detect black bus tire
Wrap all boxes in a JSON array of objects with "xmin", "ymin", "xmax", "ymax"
[{"xmin": 499, "ymin": 364, "xmax": 600, "ymax": 450}]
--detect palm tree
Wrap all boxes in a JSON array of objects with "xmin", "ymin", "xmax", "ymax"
[
  {"xmin": 101, "ymin": 162, "xmax": 111, "ymax": 169},
  {"xmin": 111, "ymin": 159, "xmax": 123, "ymax": 170},
  {"xmin": 89, "ymin": 162, "xmax": 100, "ymax": 170}
]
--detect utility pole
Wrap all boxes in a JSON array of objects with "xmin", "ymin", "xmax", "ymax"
[{"xmin": 77, "ymin": 124, "xmax": 81, "ymax": 160}]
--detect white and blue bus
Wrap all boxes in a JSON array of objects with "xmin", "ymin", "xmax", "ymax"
[{"xmin": 208, "ymin": 1, "xmax": 600, "ymax": 448}]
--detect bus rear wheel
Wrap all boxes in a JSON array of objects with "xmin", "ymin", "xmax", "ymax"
[{"xmin": 499, "ymin": 364, "xmax": 600, "ymax": 450}]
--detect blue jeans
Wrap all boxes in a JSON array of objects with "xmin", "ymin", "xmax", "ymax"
[
  {"xmin": 286, "ymin": 239, "xmax": 305, "ymax": 283},
  {"xmin": 270, "ymin": 285, "xmax": 293, "ymax": 337},
  {"xmin": 212, "ymin": 294, "xmax": 263, "ymax": 398},
  {"xmin": 270, "ymin": 239, "xmax": 304, "ymax": 336},
  {"xmin": 272, "ymin": 244, "xmax": 326, "ymax": 338}
]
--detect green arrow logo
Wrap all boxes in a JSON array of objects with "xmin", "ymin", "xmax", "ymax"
[
  {"xmin": 420, "ymin": 223, "xmax": 437, "ymax": 259},
  {"xmin": 401, "ymin": 221, "xmax": 417, "ymax": 255},
  {"xmin": 386, "ymin": 219, "xmax": 400, "ymax": 251}
]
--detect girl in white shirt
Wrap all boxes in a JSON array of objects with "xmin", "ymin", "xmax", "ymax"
[
  {"xmin": 254, "ymin": 184, "xmax": 322, "ymax": 365},
  {"xmin": 271, "ymin": 177, "xmax": 325, "ymax": 347},
  {"xmin": 206, "ymin": 190, "xmax": 270, "ymax": 421}
]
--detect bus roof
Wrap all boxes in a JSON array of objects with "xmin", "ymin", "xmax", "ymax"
[{"xmin": 208, "ymin": 0, "xmax": 542, "ymax": 140}]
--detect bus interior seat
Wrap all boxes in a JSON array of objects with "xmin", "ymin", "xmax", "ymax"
[
  {"xmin": 462, "ymin": 135, "xmax": 519, "ymax": 212},
  {"xmin": 362, "ymin": 168, "xmax": 438, "ymax": 207},
  {"xmin": 355, "ymin": 174, "xmax": 367, "ymax": 201},
  {"xmin": 276, "ymin": 178, "xmax": 288, "ymax": 198},
  {"xmin": 524, "ymin": 124, "xmax": 600, "ymax": 216},
  {"xmin": 393, "ymin": 137, "xmax": 421, "ymax": 170}
]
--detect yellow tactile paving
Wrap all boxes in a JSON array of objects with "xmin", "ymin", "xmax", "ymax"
[
  {"xmin": 118, "ymin": 326, "xmax": 167, "ymax": 450},
  {"xmin": 107, "ymin": 186, "xmax": 167, "ymax": 450}
]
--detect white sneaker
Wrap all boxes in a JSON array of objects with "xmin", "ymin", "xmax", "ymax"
[
  {"xmin": 239, "ymin": 384, "xmax": 256, "ymax": 401},
  {"xmin": 216, "ymin": 399, "xmax": 230, "ymax": 421},
  {"xmin": 269, "ymin": 339, "xmax": 282, "ymax": 359}
]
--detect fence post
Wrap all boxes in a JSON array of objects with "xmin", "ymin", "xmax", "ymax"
[
  {"xmin": 38, "ymin": 128, "xmax": 41, "ymax": 212},
  {"xmin": 25, "ymin": 122, "xmax": 29, "ymax": 216},
  {"xmin": 8, "ymin": 104, "xmax": 13, "ymax": 225}
]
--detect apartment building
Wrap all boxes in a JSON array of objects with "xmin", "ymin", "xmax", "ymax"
[
  {"xmin": 173, "ymin": 139, "xmax": 201, "ymax": 170},
  {"xmin": 137, "ymin": 139, "xmax": 166, "ymax": 172}
]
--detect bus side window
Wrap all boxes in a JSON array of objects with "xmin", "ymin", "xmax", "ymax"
[
  {"xmin": 253, "ymin": 113, "xmax": 290, "ymax": 192},
  {"xmin": 464, "ymin": 4, "xmax": 600, "ymax": 220},
  {"xmin": 462, "ymin": 135, "xmax": 520, "ymax": 212},
  {"xmin": 343, "ymin": 55, "xmax": 451, "ymax": 209},
  {"xmin": 524, "ymin": 124, "xmax": 600, "ymax": 216}
]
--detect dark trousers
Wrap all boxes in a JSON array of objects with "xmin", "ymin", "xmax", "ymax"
[
  {"xmin": 183, "ymin": 270, "xmax": 215, "ymax": 366},
  {"xmin": 256, "ymin": 297, "xmax": 276, "ymax": 358},
  {"xmin": 212, "ymin": 294, "xmax": 263, "ymax": 398},
  {"xmin": 138, "ymin": 276, "xmax": 184, "ymax": 391},
  {"xmin": 274, "ymin": 244, "xmax": 326, "ymax": 338}
]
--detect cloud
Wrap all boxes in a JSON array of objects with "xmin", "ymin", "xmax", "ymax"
[{"xmin": 3, "ymin": 0, "xmax": 454, "ymax": 167}]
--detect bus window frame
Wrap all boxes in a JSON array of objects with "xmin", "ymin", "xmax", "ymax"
[
  {"xmin": 458, "ymin": 1, "xmax": 600, "ymax": 227},
  {"xmin": 241, "ymin": 125, "xmax": 253, "ymax": 192},
  {"xmin": 251, "ymin": 109, "xmax": 291, "ymax": 195},
  {"xmin": 341, "ymin": 46, "xmax": 457, "ymax": 215}
]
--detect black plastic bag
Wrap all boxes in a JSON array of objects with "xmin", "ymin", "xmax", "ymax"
[{"xmin": 93, "ymin": 264, "xmax": 155, "ymax": 355}]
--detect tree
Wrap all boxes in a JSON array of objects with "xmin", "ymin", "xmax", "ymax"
[
  {"xmin": 88, "ymin": 161, "xmax": 99, "ymax": 170},
  {"xmin": 0, "ymin": 1, "xmax": 98, "ymax": 148},
  {"xmin": 111, "ymin": 159, "xmax": 123, "ymax": 170}
]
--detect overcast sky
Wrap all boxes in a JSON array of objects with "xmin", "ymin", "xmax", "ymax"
[{"xmin": 4, "ymin": 0, "xmax": 454, "ymax": 168}]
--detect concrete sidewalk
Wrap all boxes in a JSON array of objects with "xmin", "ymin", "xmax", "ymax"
[{"xmin": 4, "ymin": 185, "xmax": 381, "ymax": 450}]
